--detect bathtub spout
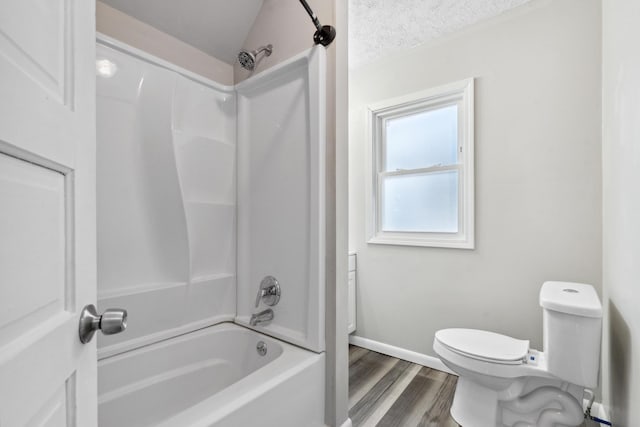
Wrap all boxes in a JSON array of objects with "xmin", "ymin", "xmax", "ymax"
[{"xmin": 250, "ymin": 309, "xmax": 274, "ymax": 326}]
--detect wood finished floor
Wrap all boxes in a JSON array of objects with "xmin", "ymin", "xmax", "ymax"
[
  {"xmin": 349, "ymin": 345, "xmax": 459, "ymax": 427},
  {"xmin": 348, "ymin": 345, "xmax": 598, "ymax": 427}
]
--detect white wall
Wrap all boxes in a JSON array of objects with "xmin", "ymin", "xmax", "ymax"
[
  {"xmin": 349, "ymin": 0, "xmax": 602, "ymax": 357},
  {"xmin": 96, "ymin": 1, "xmax": 233, "ymax": 85},
  {"xmin": 602, "ymin": 0, "xmax": 640, "ymax": 425}
]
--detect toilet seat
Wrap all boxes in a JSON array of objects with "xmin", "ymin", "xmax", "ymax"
[{"xmin": 435, "ymin": 329, "xmax": 529, "ymax": 365}]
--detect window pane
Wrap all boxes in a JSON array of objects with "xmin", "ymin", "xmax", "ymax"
[
  {"xmin": 385, "ymin": 105, "xmax": 458, "ymax": 171},
  {"xmin": 382, "ymin": 171, "xmax": 458, "ymax": 233}
]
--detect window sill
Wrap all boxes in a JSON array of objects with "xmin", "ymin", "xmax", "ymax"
[{"xmin": 367, "ymin": 234, "xmax": 475, "ymax": 250}]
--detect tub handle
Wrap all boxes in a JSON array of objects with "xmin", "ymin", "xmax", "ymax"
[{"xmin": 255, "ymin": 276, "xmax": 281, "ymax": 307}]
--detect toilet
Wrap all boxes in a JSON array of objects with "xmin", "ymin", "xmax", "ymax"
[{"xmin": 434, "ymin": 281, "xmax": 602, "ymax": 427}]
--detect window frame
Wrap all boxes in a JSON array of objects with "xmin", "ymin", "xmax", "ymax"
[{"xmin": 365, "ymin": 78, "xmax": 475, "ymax": 249}]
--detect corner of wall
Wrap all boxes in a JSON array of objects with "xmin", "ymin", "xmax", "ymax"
[
  {"xmin": 601, "ymin": 1, "xmax": 640, "ymax": 424},
  {"xmin": 233, "ymin": 0, "xmax": 330, "ymax": 83}
]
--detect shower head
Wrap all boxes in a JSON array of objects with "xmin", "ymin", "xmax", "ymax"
[{"xmin": 238, "ymin": 44, "xmax": 273, "ymax": 71}]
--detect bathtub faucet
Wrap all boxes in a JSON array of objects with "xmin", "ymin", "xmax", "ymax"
[{"xmin": 250, "ymin": 308, "xmax": 274, "ymax": 326}]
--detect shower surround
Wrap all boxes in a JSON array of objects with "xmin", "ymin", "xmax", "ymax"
[{"xmin": 96, "ymin": 34, "xmax": 326, "ymax": 426}]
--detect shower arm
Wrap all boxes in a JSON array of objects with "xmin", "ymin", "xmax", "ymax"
[
  {"xmin": 298, "ymin": 0, "xmax": 336, "ymax": 47},
  {"xmin": 254, "ymin": 45, "xmax": 272, "ymax": 56}
]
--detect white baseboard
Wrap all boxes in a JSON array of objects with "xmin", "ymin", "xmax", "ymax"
[
  {"xmin": 338, "ymin": 418, "xmax": 352, "ymax": 427},
  {"xmin": 349, "ymin": 335, "xmax": 456, "ymax": 375}
]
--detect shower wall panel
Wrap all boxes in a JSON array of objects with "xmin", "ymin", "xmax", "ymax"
[
  {"xmin": 96, "ymin": 42, "xmax": 237, "ymax": 358},
  {"xmin": 236, "ymin": 47, "xmax": 326, "ymax": 352}
]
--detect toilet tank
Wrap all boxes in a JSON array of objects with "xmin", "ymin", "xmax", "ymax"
[{"xmin": 540, "ymin": 281, "xmax": 602, "ymax": 388}]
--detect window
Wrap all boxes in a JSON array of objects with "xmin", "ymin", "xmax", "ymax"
[{"xmin": 366, "ymin": 79, "xmax": 474, "ymax": 249}]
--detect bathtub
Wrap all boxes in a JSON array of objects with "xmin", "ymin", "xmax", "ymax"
[{"xmin": 98, "ymin": 322, "xmax": 326, "ymax": 427}]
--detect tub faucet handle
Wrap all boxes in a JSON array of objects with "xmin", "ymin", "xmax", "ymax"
[{"xmin": 254, "ymin": 276, "xmax": 281, "ymax": 308}]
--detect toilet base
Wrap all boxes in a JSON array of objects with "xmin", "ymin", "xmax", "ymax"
[
  {"xmin": 450, "ymin": 376, "xmax": 500, "ymax": 427},
  {"xmin": 450, "ymin": 376, "xmax": 585, "ymax": 427}
]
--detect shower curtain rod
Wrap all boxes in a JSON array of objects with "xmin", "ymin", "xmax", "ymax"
[{"xmin": 298, "ymin": 0, "xmax": 336, "ymax": 47}]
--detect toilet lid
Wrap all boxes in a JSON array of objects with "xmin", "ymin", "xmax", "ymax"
[{"xmin": 435, "ymin": 329, "xmax": 529, "ymax": 363}]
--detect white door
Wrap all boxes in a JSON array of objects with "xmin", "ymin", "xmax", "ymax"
[{"xmin": 0, "ymin": 1, "xmax": 97, "ymax": 426}]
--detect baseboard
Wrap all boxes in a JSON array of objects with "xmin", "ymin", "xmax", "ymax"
[
  {"xmin": 338, "ymin": 418, "xmax": 352, "ymax": 427},
  {"xmin": 349, "ymin": 335, "xmax": 456, "ymax": 375}
]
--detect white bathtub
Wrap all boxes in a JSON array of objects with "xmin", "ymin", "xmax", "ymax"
[{"xmin": 98, "ymin": 323, "xmax": 326, "ymax": 427}]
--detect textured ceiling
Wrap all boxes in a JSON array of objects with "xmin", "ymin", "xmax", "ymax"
[
  {"xmin": 101, "ymin": 0, "xmax": 264, "ymax": 64},
  {"xmin": 349, "ymin": 0, "xmax": 532, "ymax": 68}
]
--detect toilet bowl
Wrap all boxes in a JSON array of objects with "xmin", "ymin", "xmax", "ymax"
[{"xmin": 434, "ymin": 281, "xmax": 602, "ymax": 427}]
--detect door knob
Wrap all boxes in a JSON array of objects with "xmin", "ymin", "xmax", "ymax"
[{"xmin": 78, "ymin": 304, "xmax": 128, "ymax": 344}]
